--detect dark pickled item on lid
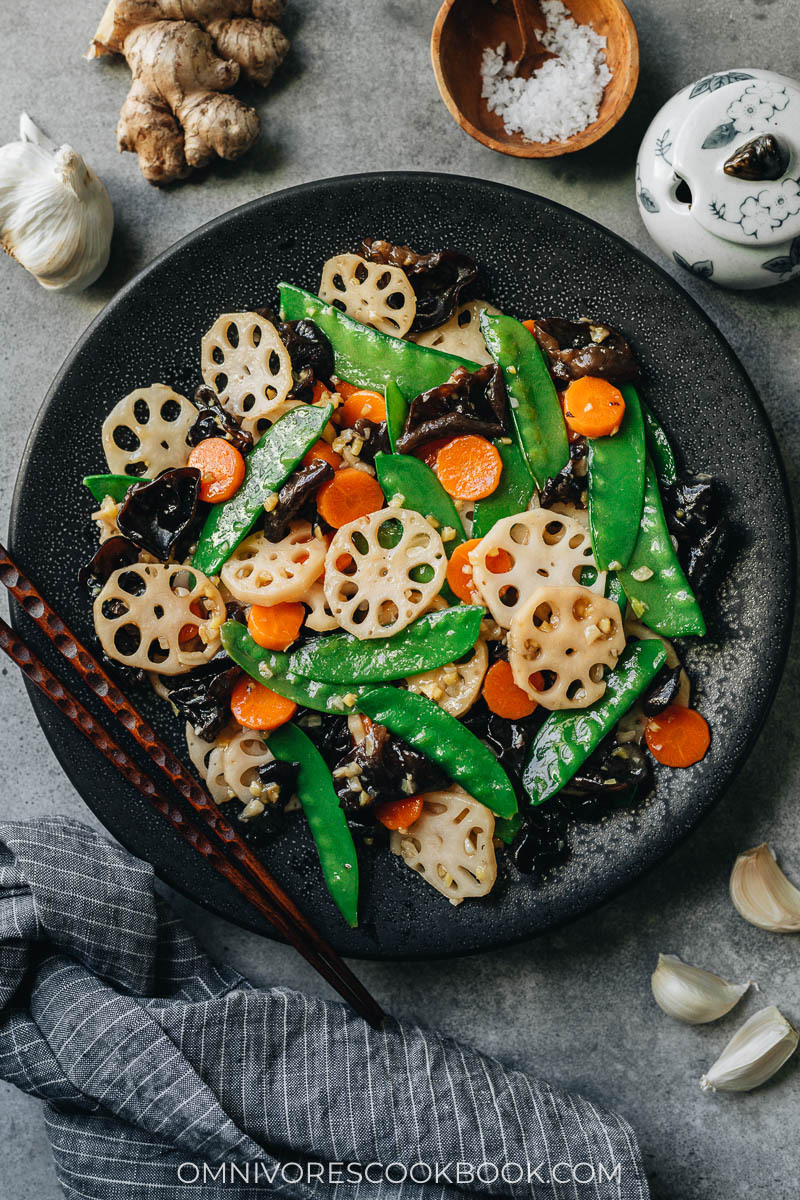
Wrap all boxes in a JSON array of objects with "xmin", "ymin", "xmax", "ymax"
[
  {"xmin": 724, "ymin": 134, "xmax": 789, "ymax": 181},
  {"xmin": 117, "ymin": 467, "xmax": 200, "ymax": 561},
  {"xmin": 79, "ymin": 535, "xmax": 139, "ymax": 598},
  {"xmin": 395, "ymin": 364, "xmax": 508, "ymax": 453},
  {"xmin": 189, "ymin": 388, "xmax": 253, "ymax": 457},
  {"xmin": 161, "ymin": 649, "xmax": 240, "ymax": 742},
  {"xmin": 262, "ymin": 458, "xmax": 335, "ymax": 542},
  {"xmin": 359, "ymin": 238, "xmax": 479, "ymax": 332},
  {"xmin": 534, "ymin": 317, "xmax": 639, "ymax": 386}
]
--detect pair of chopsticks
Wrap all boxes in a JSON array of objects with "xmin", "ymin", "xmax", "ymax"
[{"xmin": 0, "ymin": 542, "xmax": 383, "ymax": 1028}]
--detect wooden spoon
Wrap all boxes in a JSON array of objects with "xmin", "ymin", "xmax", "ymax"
[
  {"xmin": 511, "ymin": 0, "xmax": 555, "ymax": 78},
  {"xmin": 431, "ymin": 0, "xmax": 639, "ymax": 158}
]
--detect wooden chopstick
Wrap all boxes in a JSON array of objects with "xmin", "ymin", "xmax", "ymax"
[{"xmin": 0, "ymin": 547, "xmax": 383, "ymax": 1027}]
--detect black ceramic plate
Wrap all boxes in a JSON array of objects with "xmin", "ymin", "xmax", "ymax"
[{"xmin": 9, "ymin": 173, "xmax": 794, "ymax": 959}]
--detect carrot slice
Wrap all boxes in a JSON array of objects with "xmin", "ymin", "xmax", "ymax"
[
  {"xmin": 333, "ymin": 379, "xmax": 361, "ymax": 399},
  {"xmin": 340, "ymin": 389, "xmax": 387, "ymax": 426},
  {"xmin": 522, "ymin": 319, "xmax": 537, "ymax": 334},
  {"xmin": 316, "ymin": 467, "xmax": 384, "ymax": 528},
  {"xmin": 247, "ymin": 602, "xmax": 305, "ymax": 652},
  {"xmin": 375, "ymin": 795, "xmax": 424, "ymax": 831},
  {"xmin": 187, "ymin": 437, "xmax": 246, "ymax": 503},
  {"xmin": 230, "ymin": 675, "xmax": 297, "ymax": 731},
  {"xmin": 302, "ymin": 439, "xmax": 343, "ymax": 470},
  {"xmin": 562, "ymin": 376, "xmax": 626, "ymax": 439},
  {"xmin": 482, "ymin": 660, "xmax": 539, "ymax": 720},
  {"xmin": 179, "ymin": 599, "xmax": 206, "ymax": 645},
  {"xmin": 445, "ymin": 538, "xmax": 483, "ymax": 604},
  {"xmin": 485, "ymin": 548, "xmax": 513, "ymax": 574},
  {"xmin": 312, "ymin": 380, "xmax": 332, "ymax": 405},
  {"xmin": 436, "ymin": 434, "xmax": 503, "ymax": 500},
  {"xmin": 414, "ymin": 436, "xmax": 451, "ymax": 470},
  {"xmin": 645, "ymin": 705, "xmax": 710, "ymax": 767}
]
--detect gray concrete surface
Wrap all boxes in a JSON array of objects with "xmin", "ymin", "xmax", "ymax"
[{"xmin": 1, "ymin": 1, "xmax": 799, "ymax": 1196}]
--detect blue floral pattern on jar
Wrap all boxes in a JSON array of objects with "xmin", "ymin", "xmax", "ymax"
[
  {"xmin": 739, "ymin": 180, "xmax": 800, "ymax": 238},
  {"xmin": 727, "ymin": 81, "xmax": 789, "ymax": 132}
]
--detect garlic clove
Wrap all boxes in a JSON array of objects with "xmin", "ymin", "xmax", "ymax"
[
  {"xmin": 19, "ymin": 111, "xmax": 57, "ymax": 153},
  {"xmin": 651, "ymin": 953, "xmax": 750, "ymax": 1024},
  {"xmin": 700, "ymin": 1005, "xmax": 798, "ymax": 1093},
  {"xmin": 730, "ymin": 842, "xmax": 800, "ymax": 933},
  {"xmin": 0, "ymin": 114, "xmax": 113, "ymax": 293}
]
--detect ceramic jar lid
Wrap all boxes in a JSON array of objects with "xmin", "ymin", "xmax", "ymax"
[
  {"xmin": 674, "ymin": 76, "xmax": 800, "ymax": 247},
  {"xmin": 636, "ymin": 69, "xmax": 800, "ymax": 289}
]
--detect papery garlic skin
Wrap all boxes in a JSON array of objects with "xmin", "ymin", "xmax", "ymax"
[
  {"xmin": 0, "ymin": 114, "xmax": 113, "ymax": 292},
  {"xmin": 730, "ymin": 843, "xmax": 800, "ymax": 933},
  {"xmin": 700, "ymin": 1005, "xmax": 798, "ymax": 1093},
  {"xmin": 651, "ymin": 954, "xmax": 750, "ymax": 1025}
]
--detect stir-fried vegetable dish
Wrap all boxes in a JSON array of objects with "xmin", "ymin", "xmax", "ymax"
[{"xmin": 82, "ymin": 240, "xmax": 728, "ymax": 925}]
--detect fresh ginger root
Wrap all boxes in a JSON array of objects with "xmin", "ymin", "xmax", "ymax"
[{"xmin": 87, "ymin": 0, "xmax": 289, "ymax": 184}]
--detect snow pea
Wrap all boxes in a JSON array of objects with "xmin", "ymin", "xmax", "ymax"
[
  {"xmin": 374, "ymin": 452, "xmax": 465, "ymax": 555},
  {"xmin": 385, "ymin": 380, "xmax": 408, "ymax": 453},
  {"xmin": 605, "ymin": 571, "xmax": 627, "ymax": 623},
  {"xmin": 221, "ymin": 621, "xmax": 363, "ymax": 714},
  {"xmin": 640, "ymin": 399, "xmax": 678, "ymax": 486},
  {"xmin": 522, "ymin": 639, "xmax": 668, "ymax": 806},
  {"xmin": 472, "ymin": 439, "xmax": 535, "ymax": 539},
  {"xmin": 494, "ymin": 814, "xmax": 523, "ymax": 845},
  {"xmin": 84, "ymin": 473, "xmax": 149, "ymax": 503},
  {"xmin": 290, "ymin": 606, "xmax": 483, "ymax": 683},
  {"xmin": 480, "ymin": 312, "xmax": 569, "ymax": 488},
  {"xmin": 269, "ymin": 723, "xmax": 359, "ymax": 928},
  {"xmin": 279, "ymin": 285, "xmax": 479, "ymax": 399},
  {"xmin": 358, "ymin": 688, "xmax": 518, "ymax": 818},
  {"xmin": 192, "ymin": 402, "xmax": 333, "ymax": 576},
  {"xmin": 618, "ymin": 460, "xmax": 705, "ymax": 637},
  {"xmin": 587, "ymin": 383, "xmax": 646, "ymax": 572}
]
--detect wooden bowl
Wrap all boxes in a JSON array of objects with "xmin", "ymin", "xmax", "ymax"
[{"xmin": 431, "ymin": 0, "xmax": 639, "ymax": 157}]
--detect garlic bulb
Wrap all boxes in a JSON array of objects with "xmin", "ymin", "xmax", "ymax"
[
  {"xmin": 0, "ymin": 113, "xmax": 113, "ymax": 292},
  {"xmin": 651, "ymin": 954, "xmax": 750, "ymax": 1024},
  {"xmin": 730, "ymin": 842, "xmax": 800, "ymax": 933},
  {"xmin": 700, "ymin": 1005, "xmax": 798, "ymax": 1093}
]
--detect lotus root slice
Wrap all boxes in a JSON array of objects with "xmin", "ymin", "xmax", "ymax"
[
  {"xmin": 508, "ymin": 584, "xmax": 625, "ymax": 710},
  {"xmin": 470, "ymin": 508, "xmax": 604, "ymax": 628},
  {"xmin": 390, "ymin": 789, "xmax": 497, "ymax": 904},
  {"xmin": 102, "ymin": 384, "xmax": 197, "ymax": 477},
  {"xmin": 323, "ymin": 508, "xmax": 446, "ymax": 639},
  {"xmin": 319, "ymin": 253, "xmax": 416, "ymax": 337},
  {"xmin": 201, "ymin": 312, "xmax": 293, "ymax": 436}
]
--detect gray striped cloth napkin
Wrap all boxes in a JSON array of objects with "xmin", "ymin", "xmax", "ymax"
[{"xmin": 0, "ymin": 817, "xmax": 649, "ymax": 1199}]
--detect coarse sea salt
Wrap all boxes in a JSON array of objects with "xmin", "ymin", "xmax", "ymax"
[{"xmin": 480, "ymin": 0, "xmax": 612, "ymax": 144}]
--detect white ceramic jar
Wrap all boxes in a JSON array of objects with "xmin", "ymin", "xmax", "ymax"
[{"xmin": 636, "ymin": 68, "xmax": 800, "ymax": 289}]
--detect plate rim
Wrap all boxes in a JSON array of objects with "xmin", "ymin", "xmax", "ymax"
[{"xmin": 9, "ymin": 170, "xmax": 796, "ymax": 958}]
